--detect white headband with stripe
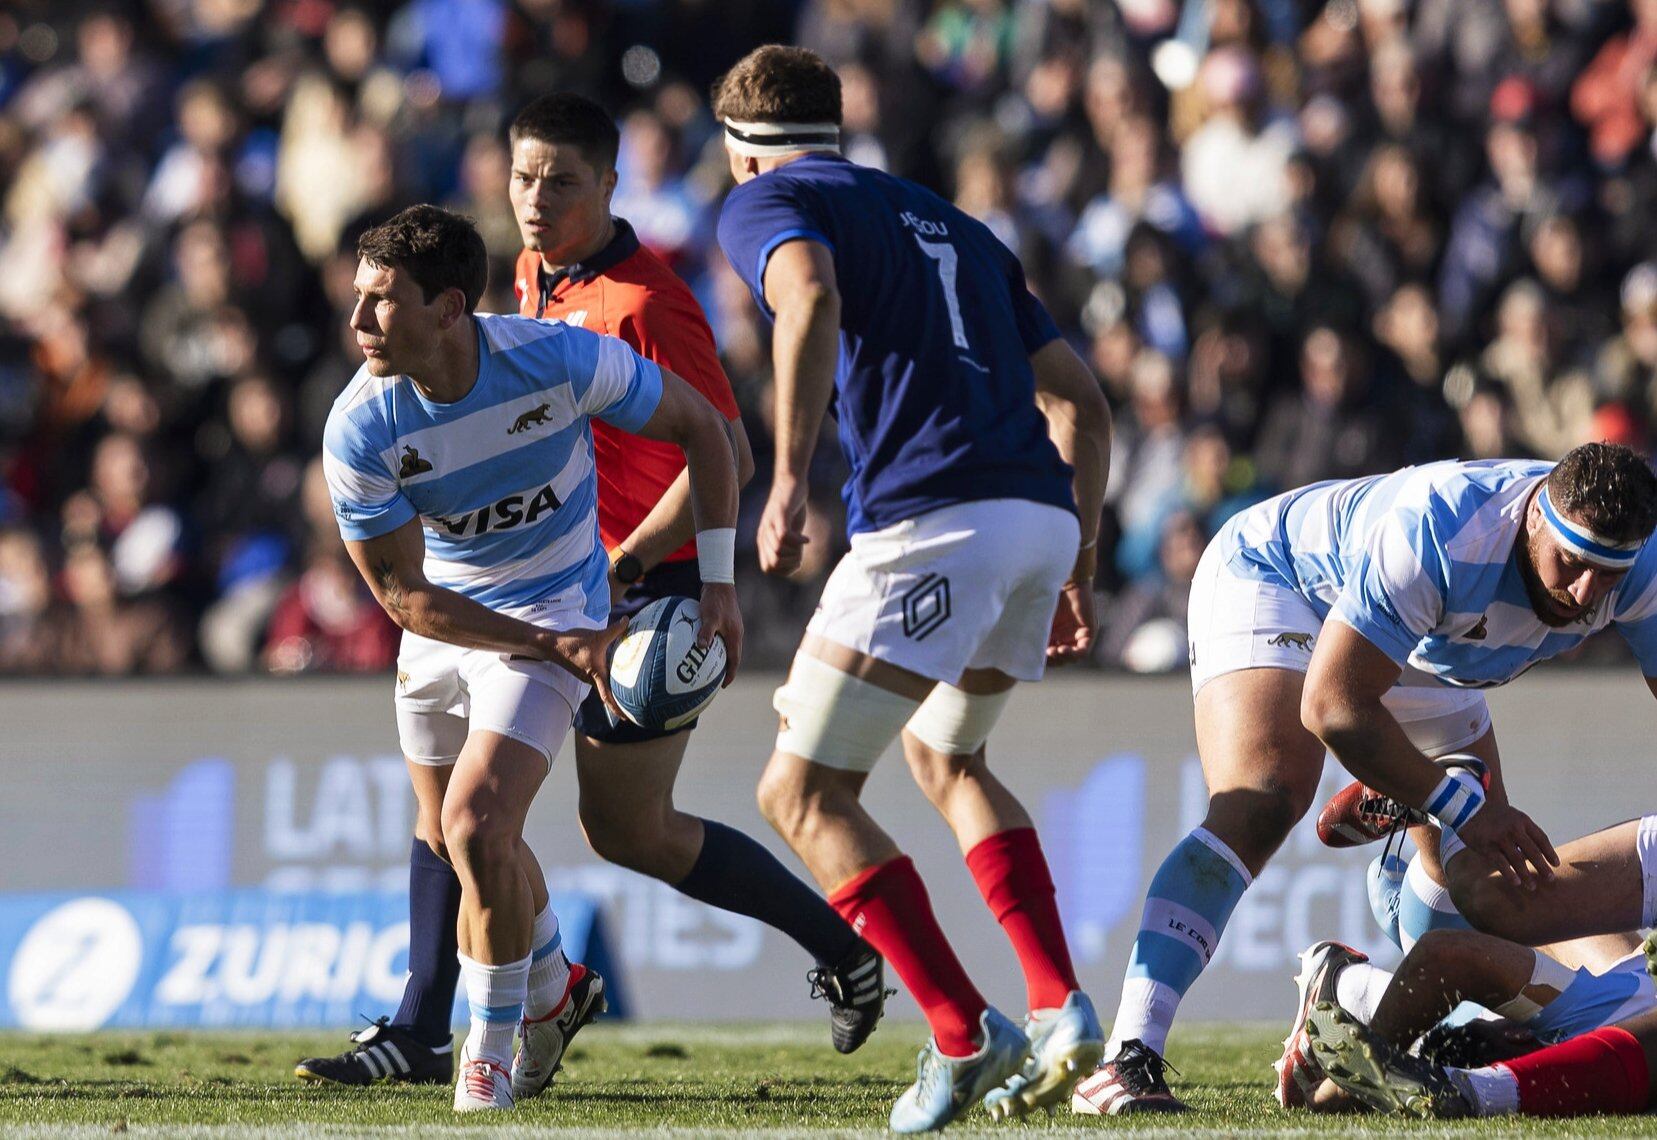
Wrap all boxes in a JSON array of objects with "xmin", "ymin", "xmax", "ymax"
[
  {"xmin": 723, "ymin": 119, "xmax": 841, "ymax": 158},
  {"xmin": 1538, "ymin": 484, "xmax": 1645, "ymax": 570}
]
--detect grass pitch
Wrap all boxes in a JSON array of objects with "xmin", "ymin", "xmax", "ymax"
[{"xmin": 0, "ymin": 1022, "xmax": 1649, "ymax": 1136}]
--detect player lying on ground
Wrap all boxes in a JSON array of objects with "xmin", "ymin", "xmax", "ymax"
[
  {"xmin": 1309, "ymin": 961, "xmax": 1657, "ymax": 1119},
  {"xmin": 1077, "ymin": 445, "xmax": 1657, "ymax": 1115},
  {"xmin": 318, "ymin": 206, "xmax": 740, "ymax": 1112},
  {"xmin": 713, "ymin": 44, "xmax": 1112, "ymax": 1133},
  {"xmin": 1278, "ymin": 929, "xmax": 1655, "ymax": 1112},
  {"xmin": 298, "ymin": 93, "xmax": 885, "ymax": 1095}
]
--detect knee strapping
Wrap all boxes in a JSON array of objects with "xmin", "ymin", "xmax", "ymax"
[
  {"xmin": 905, "ymin": 685, "xmax": 1012, "ymax": 756},
  {"xmin": 772, "ymin": 653, "xmax": 920, "ymax": 772}
]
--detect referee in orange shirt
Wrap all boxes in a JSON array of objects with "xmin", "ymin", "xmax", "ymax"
[{"xmin": 297, "ymin": 94, "xmax": 885, "ymax": 1093}]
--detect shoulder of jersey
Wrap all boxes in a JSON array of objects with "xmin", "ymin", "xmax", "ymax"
[
  {"xmin": 475, "ymin": 310, "xmax": 573, "ymax": 351},
  {"xmin": 330, "ymin": 363, "xmax": 399, "ymax": 418}
]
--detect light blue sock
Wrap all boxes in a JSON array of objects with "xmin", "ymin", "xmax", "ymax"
[
  {"xmin": 1398, "ymin": 854, "xmax": 1472, "ymax": 951},
  {"xmin": 1367, "ymin": 851, "xmax": 1409, "ymax": 951},
  {"xmin": 1108, "ymin": 828, "xmax": 1251, "ymax": 1055}
]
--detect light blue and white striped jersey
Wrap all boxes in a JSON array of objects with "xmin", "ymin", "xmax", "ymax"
[
  {"xmin": 1218, "ymin": 459, "xmax": 1657, "ymax": 687},
  {"xmin": 322, "ymin": 313, "xmax": 663, "ymax": 623}
]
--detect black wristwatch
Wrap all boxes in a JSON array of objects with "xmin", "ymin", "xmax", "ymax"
[{"xmin": 611, "ymin": 550, "xmax": 644, "ymax": 585}]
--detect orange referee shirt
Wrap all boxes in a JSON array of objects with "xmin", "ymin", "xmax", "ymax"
[{"xmin": 513, "ymin": 219, "xmax": 741, "ymax": 564}]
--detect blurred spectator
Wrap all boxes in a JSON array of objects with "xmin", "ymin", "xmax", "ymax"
[
  {"xmin": 1180, "ymin": 46, "xmax": 1296, "ymax": 236},
  {"xmin": 0, "ymin": 528, "xmax": 55, "ymax": 672},
  {"xmin": 1595, "ymin": 262, "xmax": 1657, "ymax": 436},
  {"xmin": 612, "ymin": 109, "xmax": 705, "ymax": 274},
  {"xmin": 1254, "ymin": 325, "xmax": 1402, "ymax": 488},
  {"xmin": 1477, "ymin": 278, "xmax": 1594, "ymax": 458},
  {"xmin": 263, "ymin": 542, "xmax": 398, "ymax": 674},
  {"xmin": 1572, "ymin": 0, "xmax": 1657, "ymax": 169},
  {"xmin": 1098, "ymin": 509, "xmax": 1204, "ymax": 674},
  {"xmin": 54, "ymin": 540, "xmax": 191, "ymax": 674},
  {"xmin": 195, "ymin": 371, "xmax": 306, "ymax": 672}
]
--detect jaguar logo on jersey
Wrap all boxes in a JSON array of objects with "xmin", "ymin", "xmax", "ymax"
[
  {"xmin": 432, "ymin": 483, "xmax": 564, "ymax": 538},
  {"xmin": 508, "ymin": 403, "xmax": 554, "ymax": 435},
  {"xmin": 398, "ymin": 446, "xmax": 433, "ymax": 478}
]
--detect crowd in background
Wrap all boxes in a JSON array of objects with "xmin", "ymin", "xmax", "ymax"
[{"xmin": 0, "ymin": 0, "xmax": 1654, "ymax": 677}]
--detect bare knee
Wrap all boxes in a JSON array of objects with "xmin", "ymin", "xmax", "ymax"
[
  {"xmin": 757, "ymin": 757, "xmax": 810, "ymax": 839},
  {"xmin": 1448, "ymin": 872, "xmax": 1529, "ymax": 941},
  {"xmin": 580, "ymin": 797, "xmax": 664, "ymax": 871},
  {"xmin": 906, "ymin": 743, "xmax": 977, "ymax": 808},
  {"xmin": 440, "ymin": 801, "xmax": 518, "ymax": 877},
  {"xmin": 1204, "ymin": 780, "xmax": 1314, "ymax": 870}
]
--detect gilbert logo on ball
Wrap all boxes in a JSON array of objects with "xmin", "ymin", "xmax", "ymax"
[{"xmin": 607, "ymin": 597, "xmax": 727, "ymax": 730}]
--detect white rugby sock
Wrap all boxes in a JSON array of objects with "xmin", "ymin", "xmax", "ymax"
[
  {"xmin": 1333, "ymin": 962, "xmax": 1395, "ymax": 1024},
  {"xmin": 459, "ymin": 952, "xmax": 529, "ymax": 1069},
  {"xmin": 523, "ymin": 903, "xmax": 571, "ymax": 1021},
  {"xmin": 1450, "ymin": 1064, "xmax": 1519, "ymax": 1116}
]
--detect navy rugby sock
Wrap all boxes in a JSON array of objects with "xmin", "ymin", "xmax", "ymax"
[
  {"xmin": 392, "ymin": 838, "xmax": 462, "ymax": 1049},
  {"xmin": 676, "ymin": 819, "xmax": 860, "ymax": 966}
]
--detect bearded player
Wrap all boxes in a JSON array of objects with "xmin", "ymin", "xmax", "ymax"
[
  {"xmin": 316, "ymin": 206, "xmax": 740, "ymax": 1111},
  {"xmin": 298, "ymin": 96, "xmax": 885, "ymax": 1097},
  {"xmin": 1076, "ymin": 444, "xmax": 1657, "ymax": 1114},
  {"xmin": 715, "ymin": 46, "xmax": 1113, "ymax": 1132}
]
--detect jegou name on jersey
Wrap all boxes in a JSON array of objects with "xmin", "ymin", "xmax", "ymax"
[{"xmin": 431, "ymin": 482, "xmax": 564, "ymax": 538}]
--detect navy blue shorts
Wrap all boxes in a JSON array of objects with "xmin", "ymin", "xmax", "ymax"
[{"xmin": 574, "ymin": 559, "xmax": 703, "ymax": 745}]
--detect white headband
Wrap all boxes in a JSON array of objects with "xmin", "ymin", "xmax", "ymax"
[
  {"xmin": 723, "ymin": 119, "xmax": 840, "ymax": 158},
  {"xmin": 1538, "ymin": 484, "xmax": 1645, "ymax": 570}
]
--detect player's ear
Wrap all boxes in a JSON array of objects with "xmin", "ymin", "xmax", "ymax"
[
  {"xmin": 440, "ymin": 286, "xmax": 466, "ymax": 328},
  {"xmin": 600, "ymin": 167, "xmax": 618, "ymax": 203}
]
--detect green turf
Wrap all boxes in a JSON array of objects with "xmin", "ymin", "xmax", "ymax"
[{"xmin": 0, "ymin": 1022, "xmax": 1648, "ymax": 1136}]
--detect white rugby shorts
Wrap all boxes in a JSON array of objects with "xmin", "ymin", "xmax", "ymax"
[
  {"xmin": 1187, "ymin": 531, "xmax": 1490, "ymax": 758},
  {"xmin": 807, "ymin": 498, "xmax": 1080, "ymax": 684},
  {"xmin": 394, "ymin": 595, "xmax": 597, "ymax": 768}
]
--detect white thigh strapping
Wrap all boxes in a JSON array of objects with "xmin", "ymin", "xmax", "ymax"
[
  {"xmin": 904, "ymin": 685, "xmax": 1012, "ymax": 756},
  {"xmin": 773, "ymin": 652, "xmax": 921, "ymax": 772}
]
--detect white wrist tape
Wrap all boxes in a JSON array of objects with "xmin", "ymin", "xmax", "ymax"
[
  {"xmin": 1423, "ymin": 770, "xmax": 1486, "ymax": 834},
  {"xmin": 696, "ymin": 527, "xmax": 736, "ymax": 585}
]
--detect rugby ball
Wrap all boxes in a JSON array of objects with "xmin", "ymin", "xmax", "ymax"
[{"xmin": 606, "ymin": 596, "xmax": 727, "ymax": 730}]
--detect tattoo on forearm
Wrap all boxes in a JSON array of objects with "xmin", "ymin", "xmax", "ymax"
[{"xmin": 374, "ymin": 558, "xmax": 409, "ymax": 617}]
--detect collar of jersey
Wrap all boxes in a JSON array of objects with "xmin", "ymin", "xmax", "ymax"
[
  {"xmin": 541, "ymin": 217, "xmax": 640, "ymax": 300},
  {"xmin": 408, "ymin": 319, "xmax": 493, "ymax": 416}
]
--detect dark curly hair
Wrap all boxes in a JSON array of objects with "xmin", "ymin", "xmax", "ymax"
[
  {"xmin": 1547, "ymin": 442, "xmax": 1657, "ymax": 544},
  {"xmin": 356, "ymin": 205, "xmax": 487, "ymax": 314},
  {"xmin": 711, "ymin": 46, "xmax": 841, "ymax": 126}
]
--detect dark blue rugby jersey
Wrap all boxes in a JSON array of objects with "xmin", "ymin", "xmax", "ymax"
[{"xmin": 717, "ymin": 153, "xmax": 1075, "ymax": 535}]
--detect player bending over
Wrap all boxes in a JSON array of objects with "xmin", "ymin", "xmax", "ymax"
[
  {"xmin": 318, "ymin": 206, "xmax": 739, "ymax": 1111},
  {"xmin": 1079, "ymin": 446, "xmax": 1657, "ymax": 1113},
  {"xmin": 714, "ymin": 45, "xmax": 1112, "ymax": 1132}
]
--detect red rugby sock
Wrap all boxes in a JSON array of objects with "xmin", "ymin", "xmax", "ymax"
[
  {"xmin": 829, "ymin": 856, "xmax": 986, "ymax": 1057},
  {"xmin": 965, "ymin": 828, "xmax": 1078, "ymax": 1011},
  {"xmin": 1497, "ymin": 1026, "xmax": 1652, "ymax": 1117}
]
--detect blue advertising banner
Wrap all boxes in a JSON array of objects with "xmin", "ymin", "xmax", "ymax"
[{"xmin": 0, "ymin": 889, "xmax": 625, "ymax": 1031}]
